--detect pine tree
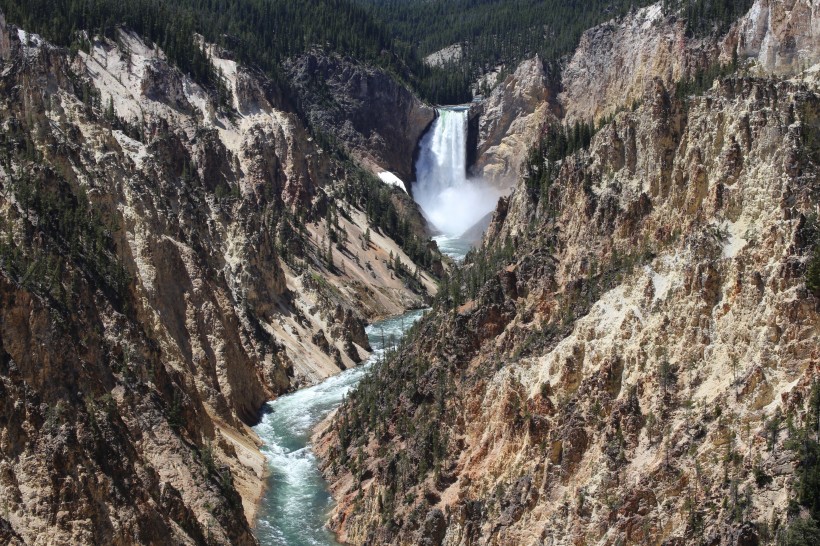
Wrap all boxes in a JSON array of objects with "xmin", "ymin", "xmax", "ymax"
[{"xmin": 326, "ymin": 237, "xmax": 334, "ymax": 268}]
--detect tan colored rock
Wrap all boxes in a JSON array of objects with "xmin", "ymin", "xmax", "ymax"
[
  {"xmin": 559, "ymin": 3, "xmax": 697, "ymax": 124},
  {"xmin": 0, "ymin": 17, "xmax": 439, "ymax": 545},
  {"xmin": 320, "ymin": 57, "xmax": 820, "ymax": 546},
  {"xmin": 473, "ymin": 57, "xmax": 555, "ymax": 188},
  {"xmin": 726, "ymin": 0, "xmax": 820, "ymax": 74}
]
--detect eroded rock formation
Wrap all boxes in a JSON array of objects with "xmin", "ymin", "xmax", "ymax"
[
  {"xmin": 472, "ymin": 57, "xmax": 557, "ymax": 188},
  {"xmin": 285, "ymin": 51, "xmax": 435, "ymax": 183},
  {"xmin": 318, "ymin": 2, "xmax": 820, "ymax": 544},
  {"xmin": 0, "ymin": 18, "xmax": 438, "ymax": 545}
]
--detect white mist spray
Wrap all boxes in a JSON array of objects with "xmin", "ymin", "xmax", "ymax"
[{"xmin": 414, "ymin": 107, "xmax": 502, "ymax": 237}]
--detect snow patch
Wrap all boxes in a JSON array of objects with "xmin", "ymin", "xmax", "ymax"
[{"xmin": 377, "ymin": 172, "xmax": 408, "ymax": 193}]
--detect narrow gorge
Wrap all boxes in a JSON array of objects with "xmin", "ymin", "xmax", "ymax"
[
  {"xmin": 254, "ymin": 309, "xmax": 425, "ymax": 545},
  {"xmin": 0, "ymin": 10, "xmax": 442, "ymax": 545},
  {"xmin": 0, "ymin": 0, "xmax": 817, "ymax": 545},
  {"xmin": 251, "ymin": 99, "xmax": 498, "ymax": 544}
]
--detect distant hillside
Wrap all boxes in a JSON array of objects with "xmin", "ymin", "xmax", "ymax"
[
  {"xmin": 355, "ymin": 0, "xmax": 756, "ymax": 95},
  {"xmin": 1, "ymin": 0, "xmax": 756, "ymax": 106},
  {"xmin": 0, "ymin": 0, "xmax": 475, "ymax": 104}
]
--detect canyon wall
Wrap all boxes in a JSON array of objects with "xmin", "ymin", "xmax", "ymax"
[
  {"xmin": 470, "ymin": 0, "xmax": 820, "ymax": 233},
  {"xmin": 319, "ymin": 2, "xmax": 820, "ymax": 544},
  {"xmin": 286, "ymin": 51, "xmax": 436, "ymax": 183},
  {"xmin": 0, "ymin": 19, "xmax": 438, "ymax": 545},
  {"xmin": 472, "ymin": 57, "xmax": 557, "ymax": 189}
]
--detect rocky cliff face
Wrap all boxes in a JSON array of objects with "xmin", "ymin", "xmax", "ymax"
[
  {"xmin": 0, "ymin": 18, "xmax": 438, "ymax": 545},
  {"xmin": 560, "ymin": 0, "xmax": 820, "ymax": 125},
  {"xmin": 318, "ymin": 2, "xmax": 820, "ymax": 544},
  {"xmin": 470, "ymin": 0, "xmax": 820, "ymax": 196},
  {"xmin": 472, "ymin": 57, "xmax": 557, "ymax": 189},
  {"xmin": 559, "ymin": 3, "xmax": 698, "ymax": 125},
  {"xmin": 285, "ymin": 51, "xmax": 435, "ymax": 183},
  {"xmin": 728, "ymin": 0, "xmax": 820, "ymax": 75}
]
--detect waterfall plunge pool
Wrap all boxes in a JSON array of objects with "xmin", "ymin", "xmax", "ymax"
[{"xmin": 432, "ymin": 234, "xmax": 474, "ymax": 262}]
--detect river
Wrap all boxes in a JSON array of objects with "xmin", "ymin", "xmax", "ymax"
[
  {"xmin": 253, "ymin": 103, "xmax": 493, "ymax": 544},
  {"xmin": 252, "ymin": 309, "xmax": 426, "ymax": 545}
]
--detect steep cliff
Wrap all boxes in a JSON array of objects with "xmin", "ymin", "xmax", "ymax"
[
  {"xmin": 0, "ymin": 18, "xmax": 439, "ymax": 545},
  {"xmin": 286, "ymin": 51, "xmax": 435, "ymax": 183},
  {"xmin": 471, "ymin": 0, "xmax": 820, "ymax": 195},
  {"xmin": 472, "ymin": 58, "xmax": 557, "ymax": 189},
  {"xmin": 559, "ymin": 3, "xmax": 699, "ymax": 125},
  {"xmin": 728, "ymin": 0, "xmax": 820, "ymax": 75},
  {"xmin": 319, "ymin": 2, "xmax": 820, "ymax": 544},
  {"xmin": 560, "ymin": 0, "xmax": 820, "ymax": 125}
]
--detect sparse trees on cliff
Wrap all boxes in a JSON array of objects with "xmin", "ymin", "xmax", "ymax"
[
  {"xmin": 778, "ymin": 383, "xmax": 820, "ymax": 544},
  {"xmin": 807, "ymin": 249, "xmax": 820, "ymax": 297}
]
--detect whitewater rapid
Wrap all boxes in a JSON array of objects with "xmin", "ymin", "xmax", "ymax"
[{"xmin": 253, "ymin": 309, "xmax": 425, "ymax": 545}]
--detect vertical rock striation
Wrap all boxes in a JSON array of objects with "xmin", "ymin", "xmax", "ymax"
[
  {"xmin": 472, "ymin": 57, "xmax": 557, "ymax": 189},
  {"xmin": 285, "ymin": 51, "xmax": 435, "ymax": 183},
  {"xmin": 318, "ymin": 2, "xmax": 820, "ymax": 544},
  {"xmin": 0, "ymin": 18, "xmax": 438, "ymax": 545}
]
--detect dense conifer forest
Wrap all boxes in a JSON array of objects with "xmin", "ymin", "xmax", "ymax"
[
  {"xmin": 1, "ymin": 0, "xmax": 758, "ymax": 107},
  {"xmin": 0, "ymin": 0, "xmax": 468, "ymax": 103},
  {"xmin": 358, "ymin": 0, "xmax": 756, "ymax": 58},
  {"xmin": 0, "ymin": 0, "xmax": 405, "ymax": 93},
  {"xmin": 356, "ymin": 0, "xmax": 651, "ymax": 71},
  {"xmin": 354, "ymin": 0, "xmax": 755, "ymax": 97}
]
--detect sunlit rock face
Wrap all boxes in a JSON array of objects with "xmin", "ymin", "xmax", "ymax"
[
  {"xmin": 318, "ymin": 2, "xmax": 820, "ymax": 544},
  {"xmin": 0, "ymin": 17, "xmax": 439, "ymax": 545},
  {"xmin": 325, "ymin": 71, "xmax": 820, "ymax": 546},
  {"xmin": 560, "ymin": 0, "xmax": 820, "ymax": 125},
  {"xmin": 727, "ymin": 0, "xmax": 820, "ymax": 75},
  {"xmin": 472, "ymin": 57, "xmax": 556, "ymax": 190}
]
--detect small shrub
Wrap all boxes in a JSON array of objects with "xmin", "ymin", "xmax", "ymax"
[{"xmin": 754, "ymin": 465, "xmax": 773, "ymax": 488}]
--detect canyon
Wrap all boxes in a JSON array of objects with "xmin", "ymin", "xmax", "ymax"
[
  {"xmin": 0, "ymin": 0, "xmax": 817, "ymax": 545},
  {"xmin": 317, "ymin": 1, "xmax": 820, "ymax": 545},
  {"xmin": 0, "ymin": 15, "xmax": 440, "ymax": 545}
]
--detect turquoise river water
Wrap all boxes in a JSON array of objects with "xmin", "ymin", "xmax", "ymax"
[{"xmin": 253, "ymin": 309, "xmax": 426, "ymax": 545}]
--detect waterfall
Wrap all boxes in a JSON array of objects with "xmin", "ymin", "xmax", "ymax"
[{"xmin": 414, "ymin": 107, "xmax": 501, "ymax": 238}]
